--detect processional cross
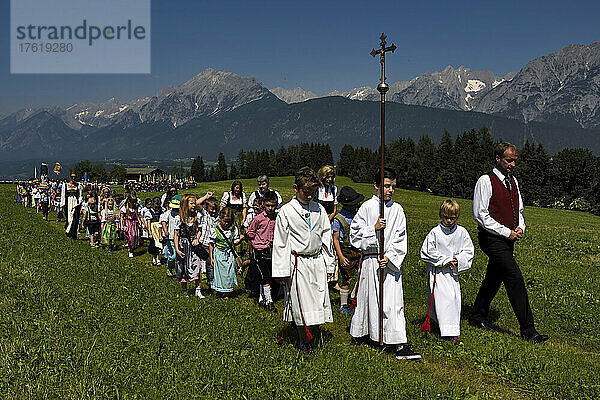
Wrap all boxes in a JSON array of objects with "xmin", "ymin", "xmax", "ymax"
[{"xmin": 370, "ymin": 33, "xmax": 396, "ymax": 346}]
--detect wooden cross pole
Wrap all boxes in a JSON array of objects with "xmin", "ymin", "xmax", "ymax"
[{"xmin": 370, "ymin": 33, "xmax": 396, "ymax": 346}]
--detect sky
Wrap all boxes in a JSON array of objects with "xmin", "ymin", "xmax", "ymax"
[{"xmin": 1, "ymin": 0, "xmax": 599, "ymax": 116}]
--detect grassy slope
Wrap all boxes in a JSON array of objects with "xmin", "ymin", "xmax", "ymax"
[{"xmin": 1, "ymin": 178, "xmax": 599, "ymax": 399}]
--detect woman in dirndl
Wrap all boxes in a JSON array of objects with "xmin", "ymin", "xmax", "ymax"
[
  {"xmin": 220, "ymin": 180, "xmax": 247, "ymax": 257},
  {"xmin": 61, "ymin": 172, "xmax": 82, "ymax": 239}
]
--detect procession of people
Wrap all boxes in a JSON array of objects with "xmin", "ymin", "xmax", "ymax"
[{"xmin": 15, "ymin": 142, "xmax": 548, "ymax": 358}]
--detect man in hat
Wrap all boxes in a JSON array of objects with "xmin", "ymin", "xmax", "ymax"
[{"xmin": 332, "ymin": 186, "xmax": 364, "ymax": 314}]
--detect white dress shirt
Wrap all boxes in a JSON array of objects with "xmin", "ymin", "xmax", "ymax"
[{"xmin": 473, "ymin": 167, "xmax": 525, "ymax": 238}]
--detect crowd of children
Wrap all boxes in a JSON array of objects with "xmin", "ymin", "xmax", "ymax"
[{"xmin": 19, "ymin": 166, "xmax": 478, "ymax": 359}]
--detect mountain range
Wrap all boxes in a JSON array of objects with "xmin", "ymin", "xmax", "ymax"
[{"xmin": 1, "ymin": 41, "xmax": 599, "ymax": 173}]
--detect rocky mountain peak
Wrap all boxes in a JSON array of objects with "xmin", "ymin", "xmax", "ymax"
[{"xmin": 474, "ymin": 41, "xmax": 600, "ymax": 128}]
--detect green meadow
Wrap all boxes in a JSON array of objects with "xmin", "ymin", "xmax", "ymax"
[{"xmin": 1, "ymin": 177, "xmax": 599, "ymax": 399}]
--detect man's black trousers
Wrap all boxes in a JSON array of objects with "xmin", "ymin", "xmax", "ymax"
[{"xmin": 470, "ymin": 229, "xmax": 536, "ymax": 335}]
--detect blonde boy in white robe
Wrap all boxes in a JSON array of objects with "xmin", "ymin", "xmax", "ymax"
[
  {"xmin": 273, "ymin": 167, "xmax": 336, "ymax": 352},
  {"xmin": 349, "ymin": 167, "xmax": 421, "ymax": 360},
  {"xmin": 420, "ymin": 200, "xmax": 474, "ymax": 344}
]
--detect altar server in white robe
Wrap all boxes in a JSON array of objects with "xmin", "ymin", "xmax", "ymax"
[
  {"xmin": 420, "ymin": 199, "xmax": 474, "ymax": 344},
  {"xmin": 349, "ymin": 167, "xmax": 421, "ymax": 360},
  {"xmin": 273, "ymin": 167, "xmax": 336, "ymax": 351}
]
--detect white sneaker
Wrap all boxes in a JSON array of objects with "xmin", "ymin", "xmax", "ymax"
[
  {"xmin": 128, "ymin": 252, "xmax": 134, "ymax": 258},
  {"xmin": 195, "ymin": 288, "xmax": 205, "ymax": 299}
]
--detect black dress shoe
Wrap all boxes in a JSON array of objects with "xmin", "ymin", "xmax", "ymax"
[
  {"xmin": 521, "ymin": 333, "xmax": 549, "ymax": 343},
  {"xmin": 468, "ymin": 320, "xmax": 493, "ymax": 331}
]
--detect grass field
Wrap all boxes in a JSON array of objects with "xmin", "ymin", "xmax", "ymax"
[{"xmin": 1, "ymin": 177, "xmax": 599, "ymax": 399}]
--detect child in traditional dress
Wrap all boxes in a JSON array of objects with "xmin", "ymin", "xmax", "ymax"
[
  {"xmin": 244, "ymin": 197, "xmax": 264, "ymax": 302},
  {"xmin": 332, "ymin": 186, "xmax": 364, "ymax": 314},
  {"xmin": 197, "ymin": 194, "xmax": 218, "ymax": 288},
  {"xmin": 81, "ymin": 193, "xmax": 101, "ymax": 247},
  {"xmin": 146, "ymin": 197, "xmax": 164, "ymax": 266},
  {"xmin": 209, "ymin": 207, "xmax": 241, "ymax": 298},
  {"xmin": 140, "ymin": 198, "xmax": 152, "ymax": 246},
  {"xmin": 247, "ymin": 191, "xmax": 278, "ymax": 312},
  {"xmin": 273, "ymin": 167, "xmax": 336, "ymax": 352},
  {"xmin": 121, "ymin": 196, "xmax": 143, "ymax": 258},
  {"xmin": 174, "ymin": 194, "xmax": 205, "ymax": 297},
  {"xmin": 349, "ymin": 167, "xmax": 421, "ymax": 360},
  {"xmin": 160, "ymin": 194, "xmax": 180, "ymax": 276},
  {"xmin": 420, "ymin": 200, "xmax": 474, "ymax": 345},
  {"xmin": 53, "ymin": 188, "xmax": 62, "ymax": 221},
  {"xmin": 39, "ymin": 187, "xmax": 50, "ymax": 221},
  {"xmin": 315, "ymin": 165, "xmax": 338, "ymax": 222},
  {"xmin": 100, "ymin": 197, "xmax": 119, "ymax": 250}
]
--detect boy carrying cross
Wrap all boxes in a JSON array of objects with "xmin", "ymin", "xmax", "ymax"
[{"xmin": 349, "ymin": 167, "xmax": 421, "ymax": 360}]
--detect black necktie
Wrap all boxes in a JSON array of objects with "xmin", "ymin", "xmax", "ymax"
[{"xmin": 505, "ymin": 175, "xmax": 511, "ymax": 192}]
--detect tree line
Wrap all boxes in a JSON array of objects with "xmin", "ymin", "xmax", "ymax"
[
  {"xmin": 69, "ymin": 130, "xmax": 599, "ymax": 215},
  {"xmin": 337, "ymin": 128, "xmax": 600, "ymax": 215}
]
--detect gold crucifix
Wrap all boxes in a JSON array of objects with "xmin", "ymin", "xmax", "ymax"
[{"xmin": 370, "ymin": 33, "xmax": 397, "ymax": 93}]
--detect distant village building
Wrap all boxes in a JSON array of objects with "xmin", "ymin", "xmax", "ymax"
[{"xmin": 125, "ymin": 167, "xmax": 164, "ymax": 182}]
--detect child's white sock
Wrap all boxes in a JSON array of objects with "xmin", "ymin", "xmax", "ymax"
[
  {"xmin": 340, "ymin": 289, "xmax": 349, "ymax": 306},
  {"xmin": 263, "ymin": 285, "xmax": 272, "ymax": 303},
  {"xmin": 259, "ymin": 285, "xmax": 265, "ymax": 302}
]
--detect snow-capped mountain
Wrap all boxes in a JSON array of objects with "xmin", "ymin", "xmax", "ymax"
[
  {"xmin": 3, "ymin": 41, "xmax": 600, "ymax": 165},
  {"xmin": 273, "ymin": 66, "xmax": 515, "ymax": 112},
  {"xmin": 138, "ymin": 68, "xmax": 279, "ymax": 127},
  {"xmin": 271, "ymin": 87, "xmax": 318, "ymax": 103},
  {"xmin": 474, "ymin": 41, "xmax": 600, "ymax": 128},
  {"xmin": 63, "ymin": 97, "xmax": 150, "ymax": 130}
]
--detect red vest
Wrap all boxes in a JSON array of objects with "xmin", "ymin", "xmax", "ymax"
[{"xmin": 488, "ymin": 173, "xmax": 519, "ymax": 230}]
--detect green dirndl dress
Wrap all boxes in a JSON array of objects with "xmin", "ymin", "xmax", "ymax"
[{"xmin": 100, "ymin": 210, "xmax": 118, "ymax": 245}]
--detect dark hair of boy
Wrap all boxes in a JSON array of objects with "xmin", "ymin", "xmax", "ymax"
[
  {"xmin": 145, "ymin": 198, "xmax": 152, "ymax": 206},
  {"xmin": 372, "ymin": 167, "xmax": 398, "ymax": 185},
  {"xmin": 295, "ymin": 167, "xmax": 319, "ymax": 189},
  {"xmin": 262, "ymin": 190, "xmax": 278, "ymax": 204}
]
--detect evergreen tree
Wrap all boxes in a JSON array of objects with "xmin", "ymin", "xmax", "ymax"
[
  {"xmin": 72, "ymin": 160, "xmax": 93, "ymax": 179},
  {"xmin": 387, "ymin": 137, "xmax": 416, "ymax": 187},
  {"xmin": 549, "ymin": 148, "xmax": 597, "ymax": 210},
  {"xmin": 276, "ymin": 147, "xmax": 288, "ymax": 176},
  {"xmin": 432, "ymin": 131, "xmax": 456, "ymax": 197},
  {"xmin": 190, "ymin": 156, "xmax": 205, "ymax": 182},
  {"xmin": 338, "ymin": 144, "xmax": 355, "ymax": 178},
  {"xmin": 215, "ymin": 152, "xmax": 228, "ymax": 181},
  {"xmin": 237, "ymin": 149, "xmax": 246, "ymax": 178},
  {"xmin": 269, "ymin": 150, "xmax": 277, "ymax": 177},
  {"xmin": 414, "ymin": 135, "xmax": 437, "ymax": 190},
  {"xmin": 229, "ymin": 163, "xmax": 238, "ymax": 180},
  {"xmin": 91, "ymin": 164, "xmax": 107, "ymax": 182},
  {"xmin": 322, "ymin": 144, "xmax": 334, "ymax": 168},
  {"xmin": 207, "ymin": 166, "xmax": 216, "ymax": 182},
  {"xmin": 109, "ymin": 164, "xmax": 127, "ymax": 183}
]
